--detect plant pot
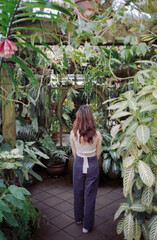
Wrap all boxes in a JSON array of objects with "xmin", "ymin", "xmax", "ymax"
[
  {"xmin": 107, "ymin": 168, "xmax": 121, "ymax": 179},
  {"xmin": 46, "ymin": 163, "xmax": 66, "ymax": 177}
]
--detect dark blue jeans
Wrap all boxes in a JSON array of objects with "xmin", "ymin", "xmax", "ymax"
[{"xmin": 73, "ymin": 155, "xmax": 99, "ymax": 231}]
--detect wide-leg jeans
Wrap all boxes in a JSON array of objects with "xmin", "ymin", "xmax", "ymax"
[{"xmin": 73, "ymin": 155, "xmax": 99, "ymax": 231}]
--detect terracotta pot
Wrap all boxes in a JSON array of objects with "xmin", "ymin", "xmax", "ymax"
[
  {"xmin": 46, "ymin": 163, "xmax": 66, "ymax": 177},
  {"xmin": 75, "ymin": 0, "xmax": 100, "ymax": 19}
]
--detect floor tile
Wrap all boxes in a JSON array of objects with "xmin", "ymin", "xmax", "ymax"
[
  {"xmin": 43, "ymin": 196, "xmax": 63, "ymax": 207},
  {"xmin": 56, "ymin": 191, "xmax": 73, "ymax": 200},
  {"xmin": 50, "ymin": 213, "xmax": 74, "ymax": 228},
  {"xmin": 54, "ymin": 201, "xmax": 73, "ymax": 212},
  {"xmin": 42, "ymin": 207, "xmax": 62, "ymax": 219},
  {"xmin": 44, "ymin": 230, "xmax": 75, "ymax": 240},
  {"xmin": 64, "ymin": 222, "xmax": 84, "ymax": 238}
]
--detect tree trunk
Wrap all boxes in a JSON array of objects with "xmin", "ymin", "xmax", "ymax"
[{"xmin": 1, "ymin": 61, "xmax": 16, "ymax": 147}]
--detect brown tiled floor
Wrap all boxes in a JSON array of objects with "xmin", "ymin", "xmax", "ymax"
[{"xmin": 28, "ymin": 170, "xmax": 124, "ymax": 240}]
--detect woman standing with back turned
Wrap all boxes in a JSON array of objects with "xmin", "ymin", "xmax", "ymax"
[{"xmin": 70, "ymin": 105, "xmax": 102, "ymax": 233}]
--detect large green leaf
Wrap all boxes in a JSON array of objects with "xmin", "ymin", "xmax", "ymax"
[
  {"xmin": 5, "ymin": 194, "xmax": 24, "ymax": 209},
  {"xmin": 3, "ymin": 212, "xmax": 18, "ymax": 227},
  {"xmin": 8, "ymin": 185, "xmax": 30, "ymax": 200},
  {"xmin": 138, "ymin": 160, "xmax": 155, "ymax": 187},
  {"xmin": 136, "ymin": 125, "xmax": 150, "ymax": 144},
  {"xmin": 0, "ymin": 200, "xmax": 11, "ymax": 213}
]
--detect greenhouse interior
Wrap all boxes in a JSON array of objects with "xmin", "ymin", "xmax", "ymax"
[{"xmin": 0, "ymin": 0, "xmax": 157, "ymax": 239}]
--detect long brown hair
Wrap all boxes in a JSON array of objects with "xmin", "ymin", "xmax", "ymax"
[{"xmin": 73, "ymin": 105, "xmax": 96, "ymax": 144}]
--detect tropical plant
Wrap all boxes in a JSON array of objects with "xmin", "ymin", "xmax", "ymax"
[
  {"xmin": 0, "ymin": 181, "xmax": 31, "ymax": 240},
  {"xmin": 101, "ymin": 129, "xmax": 121, "ymax": 177},
  {"xmin": 39, "ymin": 133, "xmax": 68, "ymax": 166},
  {"xmin": 108, "ymin": 60, "xmax": 157, "ymax": 239},
  {"xmin": 0, "ymin": 0, "xmax": 73, "ymax": 145},
  {"xmin": 0, "ymin": 135, "xmax": 49, "ymax": 185},
  {"xmin": 12, "ymin": 197, "xmax": 38, "ymax": 240}
]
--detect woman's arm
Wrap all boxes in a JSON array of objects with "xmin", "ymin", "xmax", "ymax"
[
  {"xmin": 70, "ymin": 130, "xmax": 76, "ymax": 158},
  {"xmin": 96, "ymin": 130, "xmax": 102, "ymax": 160}
]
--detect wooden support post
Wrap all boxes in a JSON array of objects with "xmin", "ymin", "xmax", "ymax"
[{"xmin": 1, "ymin": 61, "xmax": 16, "ymax": 147}]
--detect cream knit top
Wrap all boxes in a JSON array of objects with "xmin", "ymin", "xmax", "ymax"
[{"xmin": 71, "ymin": 131, "xmax": 97, "ymax": 173}]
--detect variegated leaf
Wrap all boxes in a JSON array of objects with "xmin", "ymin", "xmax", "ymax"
[
  {"xmin": 126, "ymin": 135, "xmax": 136, "ymax": 150},
  {"xmin": 140, "ymin": 104, "xmax": 157, "ymax": 113},
  {"xmin": 151, "ymin": 125, "xmax": 157, "ymax": 137},
  {"xmin": 153, "ymin": 89, "xmax": 157, "ymax": 99},
  {"xmin": 134, "ymin": 218, "xmax": 141, "ymax": 240},
  {"xmin": 117, "ymin": 217, "xmax": 125, "ymax": 234},
  {"xmin": 110, "ymin": 125, "xmax": 120, "ymax": 139},
  {"xmin": 138, "ymin": 160, "xmax": 155, "ymax": 187},
  {"xmin": 136, "ymin": 177, "xmax": 144, "ymax": 190},
  {"xmin": 147, "ymin": 215, "xmax": 157, "ymax": 229},
  {"xmin": 108, "ymin": 101, "xmax": 127, "ymax": 110},
  {"xmin": 155, "ymin": 181, "xmax": 157, "ymax": 196},
  {"xmin": 151, "ymin": 154, "xmax": 157, "ymax": 165},
  {"xmin": 124, "ymin": 213, "xmax": 134, "ymax": 240},
  {"xmin": 126, "ymin": 121, "xmax": 138, "ymax": 136},
  {"xmin": 123, "ymin": 156, "xmax": 135, "ymax": 168},
  {"xmin": 149, "ymin": 219, "xmax": 157, "ymax": 240},
  {"xmin": 111, "ymin": 111, "xmax": 131, "ymax": 120},
  {"xmin": 123, "ymin": 166, "xmax": 134, "ymax": 197},
  {"xmin": 142, "ymin": 223, "xmax": 149, "ymax": 240},
  {"xmin": 130, "ymin": 203, "xmax": 146, "ymax": 212},
  {"xmin": 136, "ymin": 125, "xmax": 150, "ymax": 144},
  {"xmin": 128, "ymin": 99, "xmax": 138, "ymax": 111},
  {"xmin": 128, "ymin": 143, "xmax": 139, "ymax": 157},
  {"xmin": 122, "ymin": 116, "xmax": 134, "ymax": 131},
  {"xmin": 124, "ymin": 90, "xmax": 134, "ymax": 100},
  {"xmin": 114, "ymin": 203, "xmax": 128, "ymax": 221},
  {"xmin": 137, "ymin": 100, "xmax": 151, "ymax": 107},
  {"xmin": 142, "ymin": 187, "xmax": 153, "ymax": 207}
]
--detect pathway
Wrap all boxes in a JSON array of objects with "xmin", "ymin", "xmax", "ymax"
[{"xmin": 28, "ymin": 171, "xmax": 124, "ymax": 240}]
